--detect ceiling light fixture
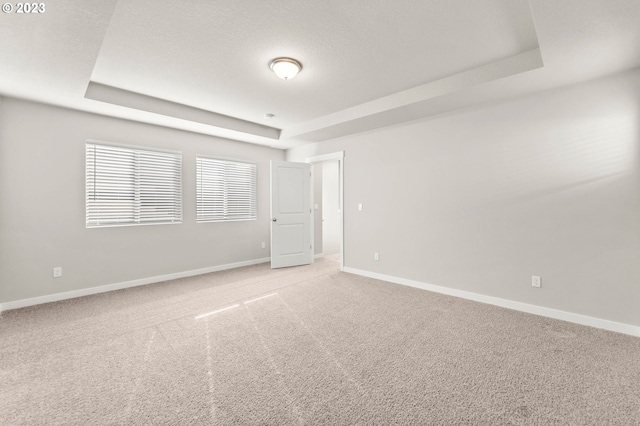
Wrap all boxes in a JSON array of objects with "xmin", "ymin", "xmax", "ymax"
[{"xmin": 269, "ymin": 57, "xmax": 302, "ymax": 80}]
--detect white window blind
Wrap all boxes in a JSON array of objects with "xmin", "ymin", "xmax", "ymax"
[
  {"xmin": 86, "ymin": 141, "xmax": 182, "ymax": 227},
  {"xmin": 196, "ymin": 156, "xmax": 257, "ymax": 222}
]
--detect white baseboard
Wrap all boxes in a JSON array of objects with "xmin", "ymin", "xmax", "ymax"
[
  {"xmin": 314, "ymin": 253, "xmax": 324, "ymax": 259},
  {"xmin": 0, "ymin": 257, "xmax": 271, "ymax": 312},
  {"xmin": 343, "ymin": 267, "xmax": 640, "ymax": 338}
]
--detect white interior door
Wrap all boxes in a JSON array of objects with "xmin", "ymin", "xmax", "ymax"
[{"xmin": 270, "ymin": 161, "xmax": 312, "ymax": 269}]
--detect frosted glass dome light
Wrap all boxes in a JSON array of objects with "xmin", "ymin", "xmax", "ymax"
[{"xmin": 269, "ymin": 57, "xmax": 302, "ymax": 80}]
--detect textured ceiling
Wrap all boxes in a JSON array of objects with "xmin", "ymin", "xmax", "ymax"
[
  {"xmin": 91, "ymin": 0, "xmax": 539, "ymax": 125},
  {"xmin": 1, "ymin": 1, "xmax": 640, "ymax": 148}
]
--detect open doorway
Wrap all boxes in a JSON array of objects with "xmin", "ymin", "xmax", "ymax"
[
  {"xmin": 321, "ymin": 160, "xmax": 340, "ymax": 257},
  {"xmin": 306, "ymin": 152, "xmax": 344, "ymax": 271}
]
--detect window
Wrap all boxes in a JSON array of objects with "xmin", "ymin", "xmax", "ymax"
[
  {"xmin": 86, "ymin": 141, "xmax": 182, "ymax": 227},
  {"xmin": 196, "ymin": 156, "xmax": 257, "ymax": 222}
]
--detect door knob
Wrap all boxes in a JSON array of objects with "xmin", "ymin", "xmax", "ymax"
[{"xmin": 272, "ymin": 218, "xmax": 277, "ymax": 222}]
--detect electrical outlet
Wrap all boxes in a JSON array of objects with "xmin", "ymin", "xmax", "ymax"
[
  {"xmin": 53, "ymin": 267, "xmax": 62, "ymax": 278},
  {"xmin": 374, "ymin": 252, "xmax": 379, "ymax": 261},
  {"xmin": 358, "ymin": 203, "xmax": 363, "ymax": 211},
  {"xmin": 532, "ymin": 275, "xmax": 541, "ymax": 288},
  {"xmin": 261, "ymin": 242, "xmax": 266, "ymax": 249}
]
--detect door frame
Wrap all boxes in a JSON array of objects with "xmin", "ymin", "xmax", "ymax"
[{"xmin": 305, "ymin": 151, "xmax": 345, "ymax": 272}]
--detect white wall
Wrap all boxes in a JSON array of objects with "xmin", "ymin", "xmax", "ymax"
[
  {"xmin": 322, "ymin": 160, "xmax": 340, "ymax": 255},
  {"xmin": 0, "ymin": 98, "xmax": 284, "ymax": 304},
  {"xmin": 287, "ymin": 69, "xmax": 640, "ymax": 328}
]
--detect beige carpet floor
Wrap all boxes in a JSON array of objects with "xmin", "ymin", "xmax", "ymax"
[{"xmin": 1, "ymin": 256, "xmax": 639, "ymax": 425}]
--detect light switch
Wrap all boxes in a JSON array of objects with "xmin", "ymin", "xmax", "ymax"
[
  {"xmin": 314, "ymin": 203, "xmax": 319, "ymax": 210},
  {"xmin": 358, "ymin": 203, "xmax": 363, "ymax": 211}
]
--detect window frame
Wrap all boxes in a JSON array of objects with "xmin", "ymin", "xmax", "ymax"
[
  {"xmin": 86, "ymin": 140, "xmax": 183, "ymax": 228},
  {"xmin": 196, "ymin": 155, "xmax": 257, "ymax": 223}
]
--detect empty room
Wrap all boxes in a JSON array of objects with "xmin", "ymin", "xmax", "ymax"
[{"xmin": 1, "ymin": 1, "xmax": 639, "ymax": 424}]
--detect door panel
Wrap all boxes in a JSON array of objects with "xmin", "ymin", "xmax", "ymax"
[
  {"xmin": 278, "ymin": 224, "xmax": 305, "ymax": 255},
  {"xmin": 277, "ymin": 167, "xmax": 305, "ymax": 213},
  {"xmin": 270, "ymin": 161, "xmax": 312, "ymax": 269}
]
